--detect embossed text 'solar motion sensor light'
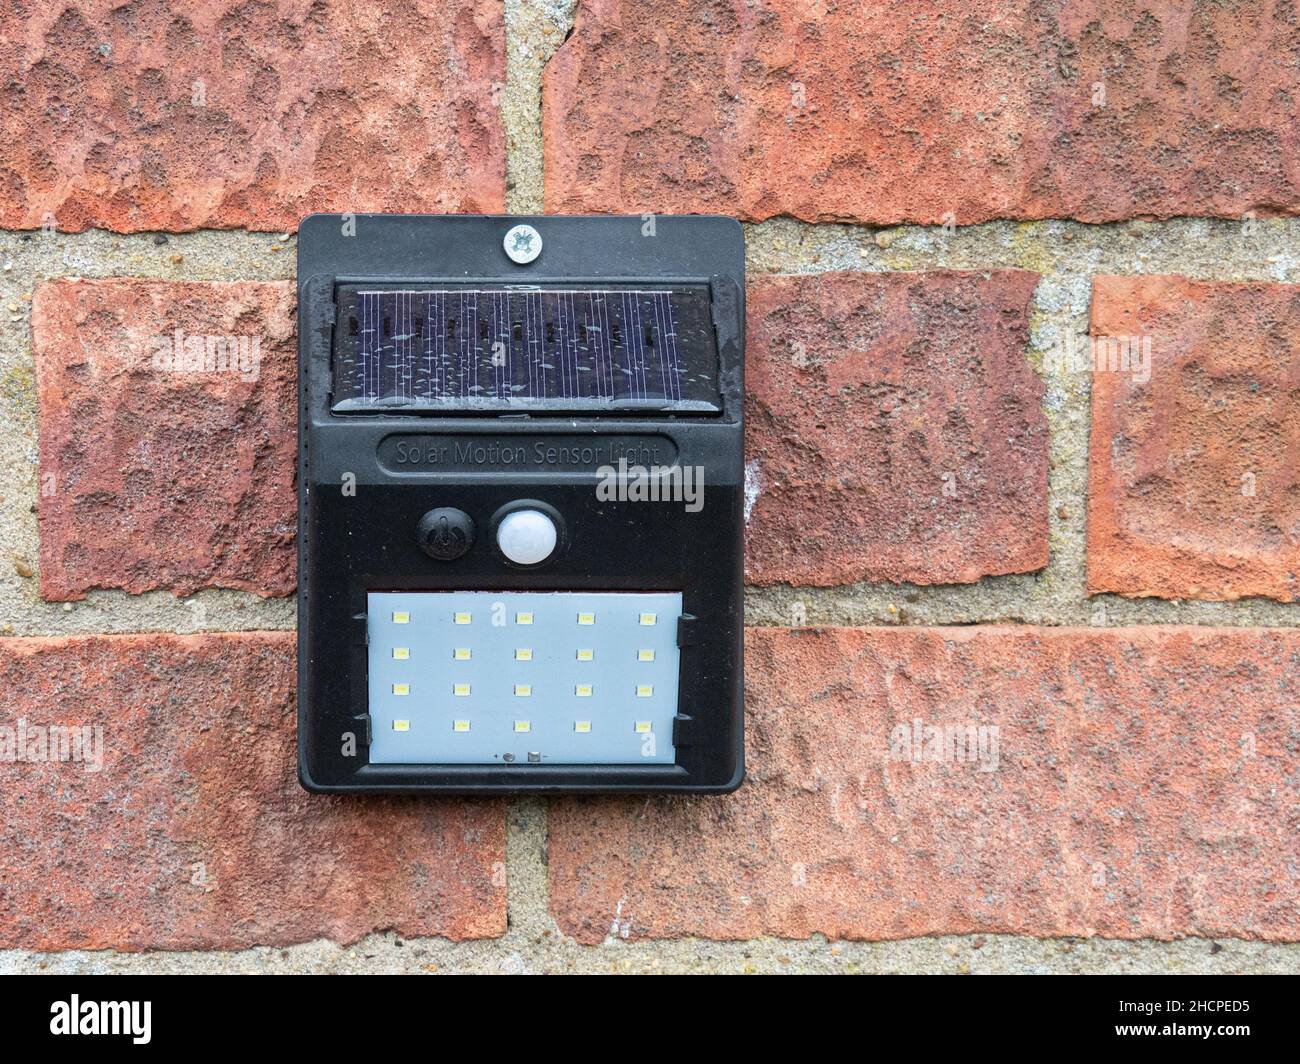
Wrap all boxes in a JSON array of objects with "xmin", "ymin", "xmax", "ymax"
[{"xmin": 297, "ymin": 215, "xmax": 745, "ymax": 794}]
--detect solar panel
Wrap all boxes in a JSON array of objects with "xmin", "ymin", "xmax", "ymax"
[{"xmin": 331, "ymin": 284, "xmax": 721, "ymax": 413}]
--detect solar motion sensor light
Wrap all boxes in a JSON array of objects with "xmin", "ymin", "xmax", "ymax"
[{"xmin": 297, "ymin": 215, "xmax": 745, "ymax": 794}]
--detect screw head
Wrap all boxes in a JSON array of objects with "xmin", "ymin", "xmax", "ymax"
[
  {"xmin": 503, "ymin": 223, "xmax": 542, "ymax": 264},
  {"xmin": 416, "ymin": 507, "xmax": 475, "ymax": 561}
]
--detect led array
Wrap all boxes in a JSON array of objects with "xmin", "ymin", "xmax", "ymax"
[
  {"xmin": 368, "ymin": 591, "xmax": 681, "ymax": 766},
  {"xmin": 384, "ymin": 606, "xmax": 658, "ymax": 720}
]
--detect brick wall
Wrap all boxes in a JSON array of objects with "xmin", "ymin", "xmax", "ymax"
[{"xmin": 1, "ymin": 0, "xmax": 1297, "ymax": 974}]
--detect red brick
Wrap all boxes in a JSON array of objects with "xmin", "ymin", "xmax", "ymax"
[
  {"xmin": 543, "ymin": 0, "xmax": 1300, "ymax": 224},
  {"xmin": 1088, "ymin": 276, "xmax": 1300, "ymax": 602},
  {"xmin": 745, "ymin": 270, "xmax": 1047, "ymax": 586},
  {"xmin": 550, "ymin": 626, "xmax": 1300, "ymax": 944},
  {"xmin": 1, "ymin": 0, "xmax": 504, "ymax": 232},
  {"xmin": 34, "ymin": 279, "xmax": 296, "ymax": 599},
  {"xmin": 0, "ymin": 633, "xmax": 505, "ymax": 950}
]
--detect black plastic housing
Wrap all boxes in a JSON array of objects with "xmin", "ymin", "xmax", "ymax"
[{"xmin": 297, "ymin": 214, "xmax": 745, "ymax": 794}]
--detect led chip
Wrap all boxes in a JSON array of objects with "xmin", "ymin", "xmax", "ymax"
[
  {"xmin": 636, "ymin": 685, "xmax": 654, "ymax": 697},
  {"xmin": 639, "ymin": 612, "xmax": 657, "ymax": 626},
  {"xmin": 453, "ymin": 647, "xmax": 471, "ymax": 660},
  {"xmin": 393, "ymin": 719, "xmax": 410, "ymax": 732},
  {"xmin": 454, "ymin": 683, "xmax": 471, "ymax": 696},
  {"xmin": 634, "ymin": 721, "xmax": 652, "ymax": 734},
  {"xmin": 577, "ymin": 611, "xmax": 595, "ymax": 625},
  {"xmin": 515, "ymin": 684, "xmax": 532, "ymax": 697},
  {"xmin": 392, "ymin": 611, "xmax": 409, "ymax": 624},
  {"xmin": 638, "ymin": 649, "xmax": 655, "ymax": 662},
  {"xmin": 514, "ymin": 720, "xmax": 531, "ymax": 733},
  {"xmin": 392, "ymin": 683, "xmax": 410, "ymax": 696},
  {"xmin": 452, "ymin": 720, "xmax": 471, "ymax": 733},
  {"xmin": 574, "ymin": 720, "xmax": 591, "ymax": 733},
  {"xmin": 575, "ymin": 684, "xmax": 593, "ymax": 697},
  {"xmin": 515, "ymin": 648, "xmax": 533, "ymax": 661},
  {"xmin": 454, "ymin": 611, "xmax": 472, "ymax": 625},
  {"xmin": 576, "ymin": 648, "xmax": 594, "ymax": 662},
  {"xmin": 516, "ymin": 611, "xmax": 533, "ymax": 625},
  {"xmin": 393, "ymin": 647, "xmax": 410, "ymax": 660}
]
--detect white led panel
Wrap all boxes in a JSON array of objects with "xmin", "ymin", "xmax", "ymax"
[{"xmin": 367, "ymin": 591, "xmax": 682, "ymax": 765}]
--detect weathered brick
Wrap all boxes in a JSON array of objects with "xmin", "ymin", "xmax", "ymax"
[
  {"xmin": 1088, "ymin": 276, "xmax": 1300, "ymax": 602},
  {"xmin": 745, "ymin": 270, "xmax": 1047, "ymax": 586},
  {"xmin": 0, "ymin": 633, "xmax": 505, "ymax": 950},
  {"xmin": 543, "ymin": 0, "xmax": 1300, "ymax": 224},
  {"xmin": 34, "ymin": 278, "xmax": 296, "ymax": 599},
  {"xmin": 550, "ymin": 626, "xmax": 1300, "ymax": 944},
  {"xmin": 1, "ymin": 0, "xmax": 504, "ymax": 232}
]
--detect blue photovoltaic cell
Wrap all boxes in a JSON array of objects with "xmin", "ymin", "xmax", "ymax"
[{"xmin": 332, "ymin": 285, "xmax": 720, "ymax": 412}]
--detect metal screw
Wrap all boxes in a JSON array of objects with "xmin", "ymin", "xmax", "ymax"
[{"xmin": 503, "ymin": 223, "xmax": 542, "ymax": 264}]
